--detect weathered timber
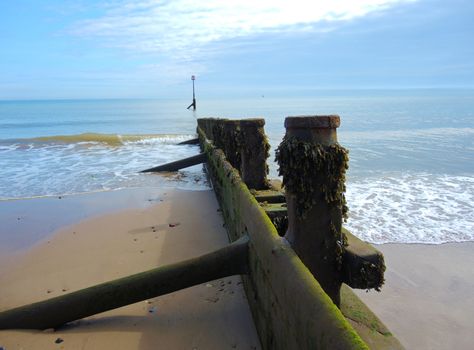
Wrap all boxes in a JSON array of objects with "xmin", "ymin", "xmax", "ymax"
[
  {"xmin": 254, "ymin": 190, "xmax": 385, "ymax": 290},
  {"xmin": 197, "ymin": 118, "xmax": 270, "ymax": 190},
  {"xmin": 340, "ymin": 285, "xmax": 405, "ymax": 349},
  {"xmin": 197, "ymin": 118, "xmax": 400, "ymax": 349},
  {"xmin": 342, "ymin": 228, "xmax": 385, "ymax": 290},
  {"xmin": 198, "ymin": 126, "xmax": 369, "ymax": 350},
  {"xmin": 222, "ymin": 120, "xmax": 242, "ymax": 170},
  {"xmin": 0, "ymin": 235, "xmax": 249, "ymax": 330},
  {"xmin": 260, "ymin": 203, "xmax": 287, "ymax": 220},
  {"xmin": 239, "ymin": 119, "xmax": 269, "ymax": 190},
  {"xmin": 260, "ymin": 203, "xmax": 385, "ymax": 289},
  {"xmin": 253, "ymin": 189, "xmax": 286, "ymax": 204},
  {"xmin": 140, "ymin": 153, "xmax": 206, "ymax": 173},
  {"xmin": 259, "ymin": 200, "xmax": 385, "ymax": 290},
  {"xmin": 177, "ymin": 138, "xmax": 200, "ymax": 145},
  {"xmin": 279, "ymin": 115, "xmax": 346, "ymax": 306}
]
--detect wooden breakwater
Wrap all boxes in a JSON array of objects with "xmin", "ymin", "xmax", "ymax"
[
  {"xmin": 0, "ymin": 115, "xmax": 403, "ymax": 349},
  {"xmin": 197, "ymin": 116, "xmax": 403, "ymax": 349}
]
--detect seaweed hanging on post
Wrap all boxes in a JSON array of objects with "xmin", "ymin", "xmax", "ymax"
[{"xmin": 275, "ymin": 135, "xmax": 349, "ymax": 220}]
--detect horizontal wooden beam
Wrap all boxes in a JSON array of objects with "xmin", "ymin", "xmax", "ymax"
[
  {"xmin": 253, "ymin": 190, "xmax": 286, "ymax": 204},
  {"xmin": 342, "ymin": 228, "xmax": 385, "ymax": 291}
]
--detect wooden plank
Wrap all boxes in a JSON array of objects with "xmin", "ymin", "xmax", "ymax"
[{"xmin": 140, "ymin": 153, "xmax": 206, "ymax": 172}]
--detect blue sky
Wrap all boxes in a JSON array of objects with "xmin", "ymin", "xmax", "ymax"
[{"xmin": 0, "ymin": 0, "xmax": 473, "ymax": 99}]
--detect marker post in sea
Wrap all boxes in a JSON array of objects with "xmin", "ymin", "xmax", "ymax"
[{"xmin": 187, "ymin": 75, "xmax": 196, "ymax": 110}]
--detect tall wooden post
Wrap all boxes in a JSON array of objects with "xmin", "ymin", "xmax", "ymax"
[{"xmin": 279, "ymin": 115, "xmax": 345, "ymax": 306}]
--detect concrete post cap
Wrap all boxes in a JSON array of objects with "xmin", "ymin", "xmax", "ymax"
[{"xmin": 285, "ymin": 115, "xmax": 340, "ymax": 129}]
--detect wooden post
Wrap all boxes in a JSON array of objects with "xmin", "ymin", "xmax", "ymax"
[
  {"xmin": 239, "ymin": 118, "xmax": 269, "ymax": 190},
  {"xmin": 280, "ymin": 115, "xmax": 345, "ymax": 306}
]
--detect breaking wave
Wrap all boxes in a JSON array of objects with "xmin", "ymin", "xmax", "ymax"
[{"xmin": 17, "ymin": 133, "xmax": 197, "ymax": 146}]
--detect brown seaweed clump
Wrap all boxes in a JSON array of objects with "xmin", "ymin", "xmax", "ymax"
[{"xmin": 275, "ymin": 135, "xmax": 349, "ymax": 219}]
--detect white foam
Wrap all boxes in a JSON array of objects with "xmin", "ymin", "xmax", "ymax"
[
  {"xmin": 121, "ymin": 134, "xmax": 197, "ymax": 145},
  {"xmin": 345, "ymin": 172, "xmax": 474, "ymax": 244},
  {"xmin": 0, "ymin": 136, "xmax": 208, "ymax": 200}
]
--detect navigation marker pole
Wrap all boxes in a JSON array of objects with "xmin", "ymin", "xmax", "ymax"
[{"xmin": 187, "ymin": 75, "xmax": 196, "ymax": 110}]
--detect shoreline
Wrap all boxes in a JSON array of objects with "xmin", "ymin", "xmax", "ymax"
[{"xmin": 0, "ymin": 186, "xmax": 209, "ymax": 257}]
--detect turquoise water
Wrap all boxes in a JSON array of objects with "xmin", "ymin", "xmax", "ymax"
[{"xmin": 1, "ymin": 89, "xmax": 473, "ymax": 243}]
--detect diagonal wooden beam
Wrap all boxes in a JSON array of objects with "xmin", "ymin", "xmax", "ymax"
[
  {"xmin": 140, "ymin": 153, "xmax": 206, "ymax": 172},
  {"xmin": 0, "ymin": 235, "xmax": 249, "ymax": 330}
]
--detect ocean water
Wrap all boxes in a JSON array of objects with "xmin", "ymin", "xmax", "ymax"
[{"xmin": 1, "ymin": 90, "xmax": 473, "ymax": 244}]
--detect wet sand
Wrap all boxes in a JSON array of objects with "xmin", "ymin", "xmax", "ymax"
[
  {"xmin": 0, "ymin": 188, "xmax": 260, "ymax": 349},
  {"xmin": 356, "ymin": 242, "xmax": 474, "ymax": 350}
]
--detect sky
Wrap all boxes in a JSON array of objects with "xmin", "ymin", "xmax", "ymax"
[{"xmin": 0, "ymin": 0, "xmax": 473, "ymax": 99}]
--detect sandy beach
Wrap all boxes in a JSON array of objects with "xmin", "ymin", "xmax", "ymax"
[
  {"xmin": 356, "ymin": 242, "xmax": 474, "ymax": 349},
  {"xmin": 1, "ymin": 187, "xmax": 474, "ymax": 349},
  {"xmin": 0, "ymin": 188, "xmax": 260, "ymax": 349}
]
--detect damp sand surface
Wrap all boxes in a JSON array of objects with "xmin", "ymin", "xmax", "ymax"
[
  {"xmin": 0, "ymin": 188, "xmax": 260, "ymax": 349},
  {"xmin": 355, "ymin": 242, "xmax": 474, "ymax": 350},
  {"xmin": 2, "ymin": 187, "xmax": 473, "ymax": 350}
]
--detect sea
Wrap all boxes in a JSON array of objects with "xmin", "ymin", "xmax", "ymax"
[{"xmin": 1, "ymin": 89, "xmax": 473, "ymax": 244}]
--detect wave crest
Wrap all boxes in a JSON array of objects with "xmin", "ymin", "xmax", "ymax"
[{"xmin": 26, "ymin": 133, "xmax": 196, "ymax": 146}]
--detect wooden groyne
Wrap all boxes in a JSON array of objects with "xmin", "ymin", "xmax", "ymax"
[
  {"xmin": 197, "ymin": 116, "xmax": 402, "ymax": 349},
  {"xmin": 0, "ymin": 115, "xmax": 403, "ymax": 349}
]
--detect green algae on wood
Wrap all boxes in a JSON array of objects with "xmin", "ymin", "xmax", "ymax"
[
  {"xmin": 198, "ymin": 116, "xmax": 397, "ymax": 349},
  {"xmin": 198, "ymin": 118, "xmax": 271, "ymax": 190},
  {"xmin": 198, "ymin": 125, "xmax": 369, "ymax": 349}
]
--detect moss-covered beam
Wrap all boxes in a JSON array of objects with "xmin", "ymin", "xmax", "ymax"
[
  {"xmin": 0, "ymin": 236, "xmax": 249, "ymax": 330},
  {"xmin": 342, "ymin": 228, "xmax": 385, "ymax": 291},
  {"xmin": 253, "ymin": 190, "xmax": 286, "ymax": 204}
]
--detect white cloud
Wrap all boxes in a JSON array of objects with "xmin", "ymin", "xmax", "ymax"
[
  {"xmin": 69, "ymin": 0, "xmax": 416, "ymax": 78},
  {"xmin": 72, "ymin": 0, "xmax": 416, "ymax": 52}
]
